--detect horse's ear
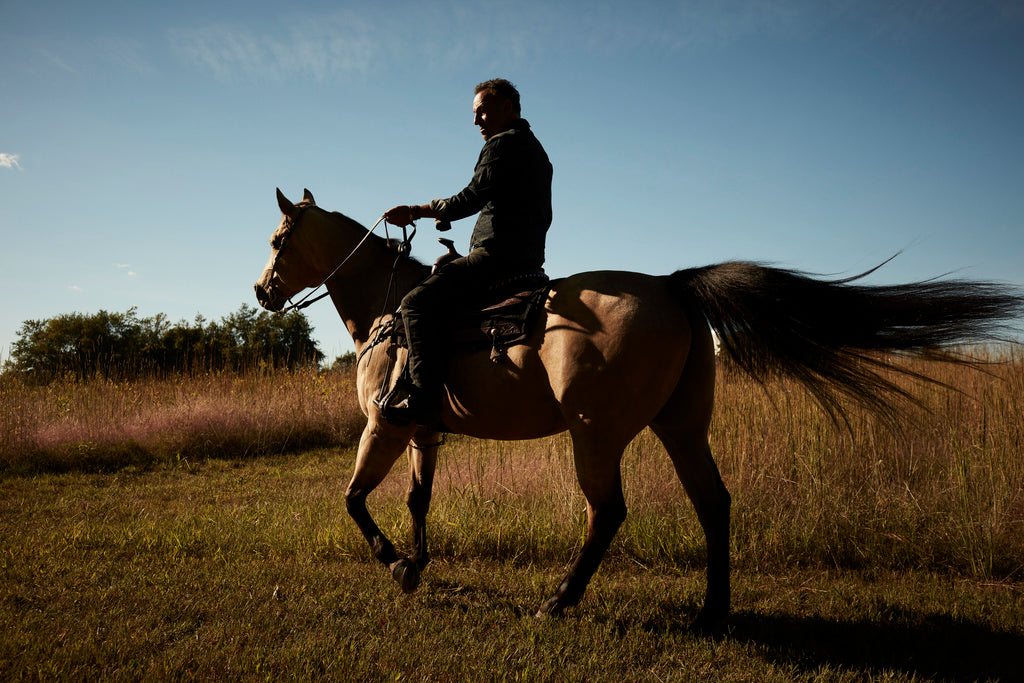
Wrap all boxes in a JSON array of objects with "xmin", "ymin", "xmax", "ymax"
[
  {"xmin": 277, "ymin": 188, "xmax": 300, "ymax": 220},
  {"xmin": 302, "ymin": 188, "xmax": 316, "ymax": 205}
]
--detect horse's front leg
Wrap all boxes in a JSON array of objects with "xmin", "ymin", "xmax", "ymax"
[
  {"xmin": 344, "ymin": 421, "xmax": 421, "ymax": 592},
  {"xmin": 407, "ymin": 429, "xmax": 440, "ymax": 573}
]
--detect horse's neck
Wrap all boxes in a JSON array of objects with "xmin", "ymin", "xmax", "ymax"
[{"xmin": 325, "ymin": 254, "xmax": 428, "ymax": 352}]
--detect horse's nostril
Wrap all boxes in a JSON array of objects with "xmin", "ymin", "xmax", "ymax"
[{"xmin": 255, "ymin": 283, "xmax": 277, "ymax": 310}]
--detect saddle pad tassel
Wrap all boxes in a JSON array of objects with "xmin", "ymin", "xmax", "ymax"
[{"xmin": 489, "ymin": 328, "xmax": 505, "ymax": 363}]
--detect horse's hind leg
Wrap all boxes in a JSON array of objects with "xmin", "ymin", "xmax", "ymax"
[
  {"xmin": 650, "ymin": 420, "xmax": 731, "ymax": 632},
  {"xmin": 647, "ymin": 316, "xmax": 731, "ymax": 631},
  {"xmin": 537, "ymin": 426, "xmax": 629, "ymax": 617}
]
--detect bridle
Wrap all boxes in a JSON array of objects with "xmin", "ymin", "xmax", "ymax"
[
  {"xmin": 269, "ymin": 204, "xmax": 423, "ymax": 394},
  {"xmin": 272, "ymin": 207, "xmax": 417, "ymax": 315}
]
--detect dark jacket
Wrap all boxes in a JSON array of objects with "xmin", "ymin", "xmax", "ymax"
[{"xmin": 430, "ymin": 119, "xmax": 552, "ymax": 269}]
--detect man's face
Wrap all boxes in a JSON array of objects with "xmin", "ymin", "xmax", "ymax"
[{"xmin": 472, "ymin": 90, "xmax": 516, "ymax": 141}]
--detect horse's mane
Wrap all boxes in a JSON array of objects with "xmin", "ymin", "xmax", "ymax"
[{"xmin": 325, "ymin": 209, "xmax": 428, "ymax": 268}]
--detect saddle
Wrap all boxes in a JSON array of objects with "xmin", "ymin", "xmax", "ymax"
[
  {"xmin": 361, "ymin": 238, "xmax": 554, "ymax": 374},
  {"xmin": 365, "ymin": 241, "xmax": 552, "ymax": 428},
  {"xmin": 390, "ymin": 272, "xmax": 552, "ymax": 363}
]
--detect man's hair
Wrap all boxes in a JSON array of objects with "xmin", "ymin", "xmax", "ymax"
[{"xmin": 475, "ymin": 78, "xmax": 521, "ymax": 115}]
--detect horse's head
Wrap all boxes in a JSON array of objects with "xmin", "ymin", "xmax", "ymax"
[
  {"xmin": 255, "ymin": 188, "xmax": 430, "ymax": 315},
  {"xmin": 254, "ymin": 188, "xmax": 341, "ymax": 312}
]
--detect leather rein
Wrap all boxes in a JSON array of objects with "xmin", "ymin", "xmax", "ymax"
[{"xmin": 274, "ymin": 211, "xmax": 416, "ymax": 315}]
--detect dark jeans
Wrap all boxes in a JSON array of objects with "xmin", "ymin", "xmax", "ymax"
[{"xmin": 400, "ymin": 247, "xmax": 532, "ymax": 400}]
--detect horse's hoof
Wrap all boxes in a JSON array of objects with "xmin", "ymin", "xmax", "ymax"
[
  {"xmin": 535, "ymin": 596, "xmax": 564, "ymax": 618},
  {"xmin": 691, "ymin": 609, "xmax": 728, "ymax": 636},
  {"xmin": 390, "ymin": 559, "xmax": 420, "ymax": 593}
]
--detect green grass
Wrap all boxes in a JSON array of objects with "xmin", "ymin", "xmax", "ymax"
[
  {"xmin": 2, "ymin": 354, "xmax": 1023, "ymax": 679},
  {"xmin": 2, "ymin": 450, "xmax": 1021, "ymax": 681}
]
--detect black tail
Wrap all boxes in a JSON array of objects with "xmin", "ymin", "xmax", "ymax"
[{"xmin": 669, "ymin": 260, "xmax": 1024, "ymax": 425}]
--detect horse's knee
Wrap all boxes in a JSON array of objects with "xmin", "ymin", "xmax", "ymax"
[
  {"xmin": 406, "ymin": 486, "xmax": 431, "ymax": 518},
  {"xmin": 702, "ymin": 478, "xmax": 730, "ymax": 514},
  {"xmin": 711, "ymin": 480, "xmax": 731, "ymax": 517},
  {"xmin": 344, "ymin": 486, "xmax": 366, "ymax": 517},
  {"xmin": 599, "ymin": 500, "xmax": 628, "ymax": 530}
]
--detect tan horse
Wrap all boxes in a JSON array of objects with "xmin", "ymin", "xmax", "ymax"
[{"xmin": 255, "ymin": 189, "xmax": 1021, "ymax": 631}]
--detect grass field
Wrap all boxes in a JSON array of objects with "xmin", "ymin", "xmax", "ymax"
[{"xmin": 2, "ymin": 354, "xmax": 1023, "ymax": 680}]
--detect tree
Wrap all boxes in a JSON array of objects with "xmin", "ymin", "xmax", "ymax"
[
  {"xmin": 329, "ymin": 351, "xmax": 357, "ymax": 373},
  {"xmin": 3, "ymin": 305, "xmax": 324, "ymax": 382}
]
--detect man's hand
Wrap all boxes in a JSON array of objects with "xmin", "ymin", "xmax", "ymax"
[{"xmin": 384, "ymin": 205, "xmax": 416, "ymax": 227}]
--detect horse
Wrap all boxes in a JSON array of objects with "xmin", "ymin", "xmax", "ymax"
[{"xmin": 254, "ymin": 188, "xmax": 1022, "ymax": 631}]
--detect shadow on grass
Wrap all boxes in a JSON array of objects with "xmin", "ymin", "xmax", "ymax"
[
  {"xmin": 734, "ymin": 609, "xmax": 1022, "ymax": 681},
  {"xmin": 387, "ymin": 569, "xmax": 1022, "ymax": 680},
  {"xmin": 640, "ymin": 603, "xmax": 1022, "ymax": 682}
]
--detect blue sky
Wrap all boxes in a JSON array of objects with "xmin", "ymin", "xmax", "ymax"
[{"xmin": 2, "ymin": 0, "xmax": 1023, "ymax": 361}]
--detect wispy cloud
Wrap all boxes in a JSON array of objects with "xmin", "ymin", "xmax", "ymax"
[
  {"xmin": 68, "ymin": 285, "xmax": 83, "ymax": 293},
  {"xmin": 117, "ymin": 264, "xmax": 137, "ymax": 277},
  {"xmin": 36, "ymin": 48, "xmax": 77, "ymax": 74},
  {"xmin": 168, "ymin": 6, "xmax": 573, "ymax": 82},
  {"xmin": 169, "ymin": 12, "xmax": 375, "ymax": 82},
  {"xmin": 0, "ymin": 153, "xmax": 22, "ymax": 170},
  {"xmin": 166, "ymin": 2, "xmax": 1021, "ymax": 84},
  {"xmin": 97, "ymin": 38, "xmax": 155, "ymax": 76}
]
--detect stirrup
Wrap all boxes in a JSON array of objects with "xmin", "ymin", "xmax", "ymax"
[
  {"xmin": 376, "ymin": 379, "xmax": 442, "ymax": 428},
  {"xmin": 374, "ymin": 377, "xmax": 415, "ymax": 422}
]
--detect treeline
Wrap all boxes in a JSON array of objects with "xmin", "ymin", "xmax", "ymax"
[{"xmin": 3, "ymin": 305, "xmax": 325, "ymax": 382}]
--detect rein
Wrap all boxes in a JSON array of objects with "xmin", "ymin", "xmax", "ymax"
[
  {"xmin": 273, "ymin": 206, "xmax": 422, "ymax": 406},
  {"xmin": 276, "ymin": 215, "xmax": 416, "ymax": 315}
]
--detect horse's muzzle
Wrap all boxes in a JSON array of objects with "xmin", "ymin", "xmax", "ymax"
[{"xmin": 254, "ymin": 281, "xmax": 284, "ymax": 312}]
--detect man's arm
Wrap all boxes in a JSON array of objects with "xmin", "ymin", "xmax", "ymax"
[
  {"xmin": 383, "ymin": 204, "xmax": 437, "ymax": 227},
  {"xmin": 385, "ymin": 137, "xmax": 501, "ymax": 229}
]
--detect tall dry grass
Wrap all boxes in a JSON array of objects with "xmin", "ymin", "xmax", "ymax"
[
  {"xmin": 710, "ymin": 351, "xmax": 1024, "ymax": 578},
  {"xmin": 2, "ymin": 350, "xmax": 1021, "ymax": 580},
  {"xmin": 0, "ymin": 368, "xmax": 364, "ymax": 474},
  {"xmin": 413, "ymin": 351, "xmax": 1024, "ymax": 579}
]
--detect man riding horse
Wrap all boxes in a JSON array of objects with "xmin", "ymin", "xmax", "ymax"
[{"xmin": 380, "ymin": 78, "xmax": 553, "ymax": 428}]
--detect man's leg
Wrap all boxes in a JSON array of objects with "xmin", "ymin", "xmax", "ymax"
[
  {"xmin": 397, "ymin": 278, "xmax": 448, "ymax": 423},
  {"xmin": 383, "ymin": 250, "xmax": 499, "ymax": 426}
]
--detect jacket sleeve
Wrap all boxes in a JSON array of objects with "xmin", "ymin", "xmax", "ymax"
[{"xmin": 430, "ymin": 140, "xmax": 501, "ymax": 221}]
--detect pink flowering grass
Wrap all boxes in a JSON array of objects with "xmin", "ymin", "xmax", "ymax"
[
  {"xmin": 1, "ymin": 368, "xmax": 364, "ymax": 473},
  {"xmin": 2, "ymin": 349, "xmax": 1022, "ymax": 579}
]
